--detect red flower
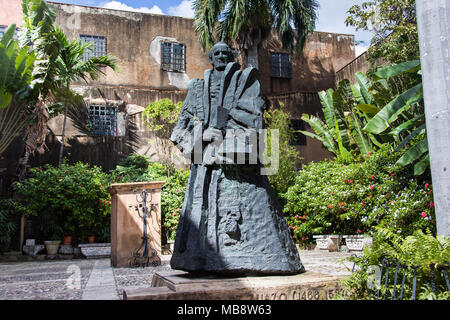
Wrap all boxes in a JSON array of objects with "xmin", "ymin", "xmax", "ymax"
[
  {"xmin": 421, "ymin": 212, "xmax": 427, "ymax": 218},
  {"xmin": 430, "ymin": 202, "xmax": 434, "ymax": 208},
  {"xmin": 367, "ymin": 152, "xmax": 371, "ymax": 156},
  {"xmin": 40, "ymin": 190, "xmax": 44, "ymax": 193},
  {"xmin": 429, "ymin": 190, "xmax": 433, "ymax": 195},
  {"xmin": 343, "ymin": 178, "xmax": 347, "ymax": 182},
  {"xmin": 362, "ymin": 201, "xmax": 365, "ymax": 206},
  {"xmin": 357, "ymin": 229, "xmax": 362, "ymax": 234},
  {"xmin": 371, "ymin": 174, "xmax": 375, "ymax": 180},
  {"xmin": 302, "ymin": 237, "xmax": 306, "ymax": 241},
  {"xmin": 295, "ymin": 215, "xmax": 299, "ymax": 219},
  {"xmin": 330, "ymin": 192, "xmax": 334, "ymax": 195},
  {"xmin": 38, "ymin": 167, "xmax": 42, "ymax": 171},
  {"xmin": 328, "ymin": 204, "xmax": 332, "ymax": 209},
  {"xmin": 390, "ymin": 201, "xmax": 395, "ymax": 205},
  {"xmin": 369, "ymin": 185, "xmax": 374, "ymax": 190},
  {"xmin": 386, "ymin": 193, "xmax": 390, "ymax": 199},
  {"xmin": 339, "ymin": 202, "xmax": 344, "ymax": 207},
  {"xmin": 349, "ymin": 180, "xmax": 353, "ymax": 183},
  {"xmin": 425, "ymin": 183, "xmax": 429, "ymax": 189}
]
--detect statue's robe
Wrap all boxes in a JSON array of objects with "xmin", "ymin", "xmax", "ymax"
[{"xmin": 170, "ymin": 62, "xmax": 305, "ymax": 275}]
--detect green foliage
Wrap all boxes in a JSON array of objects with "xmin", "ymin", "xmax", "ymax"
[
  {"xmin": 109, "ymin": 153, "xmax": 189, "ymax": 242},
  {"xmin": 345, "ymin": 0, "xmax": 419, "ymax": 64},
  {"xmin": 161, "ymin": 169, "xmax": 189, "ymax": 241},
  {"xmin": 282, "ymin": 145, "xmax": 436, "ymax": 244},
  {"xmin": 338, "ymin": 229, "xmax": 450, "ymax": 300},
  {"xmin": 308, "ymin": 60, "xmax": 427, "ymax": 176},
  {"xmin": 0, "ymin": 199, "xmax": 18, "ymax": 245},
  {"xmin": 193, "ymin": 0, "xmax": 318, "ymax": 53},
  {"xmin": 263, "ymin": 103, "xmax": 300, "ymax": 198},
  {"xmin": 14, "ymin": 162, "xmax": 111, "ymax": 241},
  {"xmin": 110, "ymin": 154, "xmax": 169, "ymax": 183},
  {"xmin": 142, "ymin": 98, "xmax": 182, "ymax": 139}
]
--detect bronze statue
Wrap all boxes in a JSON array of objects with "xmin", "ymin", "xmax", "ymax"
[{"xmin": 170, "ymin": 42, "xmax": 304, "ymax": 275}]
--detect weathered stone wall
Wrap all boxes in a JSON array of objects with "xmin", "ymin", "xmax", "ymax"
[{"xmin": 335, "ymin": 51, "xmax": 370, "ymax": 85}]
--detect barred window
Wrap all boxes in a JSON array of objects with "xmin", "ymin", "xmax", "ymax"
[
  {"xmin": 290, "ymin": 119, "xmax": 307, "ymax": 146},
  {"xmin": 80, "ymin": 35, "xmax": 106, "ymax": 62},
  {"xmin": 88, "ymin": 105, "xmax": 117, "ymax": 136},
  {"xmin": 270, "ymin": 52, "xmax": 292, "ymax": 78},
  {"xmin": 161, "ymin": 42, "xmax": 185, "ymax": 72}
]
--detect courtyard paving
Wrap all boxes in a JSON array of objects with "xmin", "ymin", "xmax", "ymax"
[{"xmin": 0, "ymin": 250, "xmax": 359, "ymax": 300}]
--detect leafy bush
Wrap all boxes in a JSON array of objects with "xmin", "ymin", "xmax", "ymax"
[
  {"xmin": 14, "ymin": 162, "xmax": 111, "ymax": 241},
  {"xmin": 263, "ymin": 103, "xmax": 300, "ymax": 199},
  {"xmin": 283, "ymin": 145, "xmax": 435, "ymax": 244},
  {"xmin": 0, "ymin": 199, "xmax": 18, "ymax": 247},
  {"xmin": 109, "ymin": 154, "xmax": 188, "ymax": 242},
  {"xmin": 338, "ymin": 229, "xmax": 450, "ymax": 300}
]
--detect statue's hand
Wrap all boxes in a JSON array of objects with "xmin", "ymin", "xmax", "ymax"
[{"xmin": 203, "ymin": 127, "xmax": 223, "ymax": 142}]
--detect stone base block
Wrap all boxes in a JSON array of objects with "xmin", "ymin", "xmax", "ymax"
[
  {"xmin": 79, "ymin": 243, "xmax": 111, "ymax": 259},
  {"xmin": 123, "ymin": 270, "xmax": 349, "ymax": 300}
]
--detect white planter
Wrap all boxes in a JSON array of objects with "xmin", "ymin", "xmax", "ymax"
[
  {"xmin": 313, "ymin": 235, "xmax": 329, "ymax": 250},
  {"xmin": 344, "ymin": 235, "xmax": 373, "ymax": 251},
  {"xmin": 44, "ymin": 240, "xmax": 61, "ymax": 255}
]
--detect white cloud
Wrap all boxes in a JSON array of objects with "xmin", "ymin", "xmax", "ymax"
[
  {"xmin": 355, "ymin": 44, "xmax": 369, "ymax": 57},
  {"xmin": 101, "ymin": 1, "xmax": 164, "ymax": 15},
  {"xmin": 167, "ymin": 0, "xmax": 195, "ymax": 18}
]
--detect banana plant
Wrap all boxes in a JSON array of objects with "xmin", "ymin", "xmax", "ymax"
[
  {"xmin": 0, "ymin": 24, "xmax": 35, "ymax": 156},
  {"xmin": 361, "ymin": 60, "xmax": 428, "ymax": 175}
]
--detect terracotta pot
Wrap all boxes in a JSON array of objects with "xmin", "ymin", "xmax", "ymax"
[
  {"xmin": 88, "ymin": 236, "xmax": 95, "ymax": 243},
  {"xmin": 63, "ymin": 236, "xmax": 72, "ymax": 245}
]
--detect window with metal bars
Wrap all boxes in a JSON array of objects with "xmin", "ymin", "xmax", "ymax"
[
  {"xmin": 88, "ymin": 105, "xmax": 117, "ymax": 136},
  {"xmin": 289, "ymin": 119, "xmax": 307, "ymax": 146},
  {"xmin": 161, "ymin": 42, "xmax": 186, "ymax": 72},
  {"xmin": 270, "ymin": 52, "xmax": 292, "ymax": 78},
  {"xmin": 80, "ymin": 34, "xmax": 107, "ymax": 62}
]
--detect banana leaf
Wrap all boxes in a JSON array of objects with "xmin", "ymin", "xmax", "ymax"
[
  {"xmin": 347, "ymin": 110, "xmax": 372, "ymax": 155},
  {"xmin": 373, "ymin": 60, "xmax": 421, "ymax": 80},
  {"xmin": 318, "ymin": 89, "xmax": 335, "ymax": 130},
  {"xmin": 364, "ymin": 83, "xmax": 423, "ymax": 134},
  {"xmin": 396, "ymin": 138, "xmax": 428, "ymax": 167},
  {"xmin": 414, "ymin": 154, "xmax": 430, "ymax": 176},
  {"xmin": 355, "ymin": 72, "xmax": 375, "ymax": 105},
  {"xmin": 301, "ymin": 114, "xmax": 337, "ymax": 155}
]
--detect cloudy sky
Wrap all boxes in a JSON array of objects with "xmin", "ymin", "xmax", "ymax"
[{"xmin": 53, "ymin": 0, "xmax": 373, "ymax": 55}]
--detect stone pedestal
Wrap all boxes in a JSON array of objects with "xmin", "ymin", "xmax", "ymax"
[
  {"xmin": 108, "ymin": 181, "xmax": 164, "ymax": 268},
  {"xmin": 123, "ymin": 270, "xmax": 348, "ymax": 300}
]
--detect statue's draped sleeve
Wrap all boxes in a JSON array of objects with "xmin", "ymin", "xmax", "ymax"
[{"xmin": 170, "ymin": 78, "xmax": 205, "ymax": 158}]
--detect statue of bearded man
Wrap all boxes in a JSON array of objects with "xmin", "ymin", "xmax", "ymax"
[{"xmin": 169, "ymin": 42, "xmax": 304, "ymax": 275}]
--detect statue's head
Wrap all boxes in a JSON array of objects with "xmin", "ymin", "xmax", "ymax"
[{"xmin": 209, "ymin": 42, "xmax": 234, "ymax": 71}]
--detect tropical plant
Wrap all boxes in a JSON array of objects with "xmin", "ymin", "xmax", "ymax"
[
  {"xmin": 193, "ymin": 0, "xmax": 319, "ymax": 65},
  {"xmin": 303, "ymin": 59, "xmax": 427, "ymax": 175},
  {"xmin": 338, "ymin": 229, "xmax": 450, "ymax": 300},
  {"xmin": 0, "ymin": 24, "xmax": 35, "ymax": 156},
  {"xmin": 53, "ymin": 27, "xmax": 117, "ymax": 166}
]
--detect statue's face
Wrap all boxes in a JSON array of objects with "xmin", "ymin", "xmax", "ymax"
[{"xmin": 210, "ymin": 44, "xmax": 234, "ymax": 71}]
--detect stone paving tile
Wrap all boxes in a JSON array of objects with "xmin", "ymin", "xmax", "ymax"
[
  {"xmin": 0, "ymin": 251, "xmax": 362, "ymax": 300},
  {"xmin": 0, "ymin": 259, "xmax": 96, "ymax": 300}
]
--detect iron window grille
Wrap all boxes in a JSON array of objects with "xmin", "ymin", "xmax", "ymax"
[
  {"xmin": 289, "ymin": 119, "xmax": 307, "ymax": 146},
  {"xmin": 88, "ymin": 105, "xmax": 118, "ymax": 136},
  {"xmin": 80, "ymin": 34, "xmax": 107, "ymax": 62},
  {"xmin": 270, "ymin": 52, "xmax": 292, "ymax": 78},
  {"xmin": 161, "ymin": 42, "xmax": 186, "ymax": 72}
]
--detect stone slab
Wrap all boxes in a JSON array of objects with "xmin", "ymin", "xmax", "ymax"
[
  {"xmin": 79, "ymin": 244, "xmax": 111, "ymax": 259},
  {"xmin": 22, "ymin": 245, "xmax": 45, "ymax": 256},
  {"xmin": 123, "ymin": 270, "xmax": 348, "ymax": 300}
]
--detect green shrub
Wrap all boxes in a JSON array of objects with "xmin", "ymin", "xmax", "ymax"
[
  {"xmin": 14, "ymin": 162, "xmax": 111, "ymax": 241},
  {"xmin": 109, "ymin": 154, "xmax": 188, "ymax": 242},
  {"xmin": 338, "ymin": 229, "xmax": 450, "ymax": 300},
  {"xmin": 283, "ymin": 145, "xmax": 435, "ymax": 244},
  {"xmin": 0, "ymin": 199, "xmax": 18, "ymax": 246}
]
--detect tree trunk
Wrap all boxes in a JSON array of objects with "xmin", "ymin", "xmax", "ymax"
[
  {"xmin": 416, "ymin": 0, "xmax": 450, "ymax": 237},
  {"xmin": 58, "ymin": 107, "xmax": 68, "ymax": 167}
]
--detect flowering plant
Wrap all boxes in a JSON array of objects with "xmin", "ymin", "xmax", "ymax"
[
  {"xmin": 14, "ymin": 162, "xmax": 111, "ymax": 241},
  {"xmin": 283, "ymin": 145, "xmax": 435, "ymax": 244}
]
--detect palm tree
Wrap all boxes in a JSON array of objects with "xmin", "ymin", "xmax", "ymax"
[
  {"xmin": 53, "ymin": 28, "xmax": 117, "ymax": 166},
  {"xmin": 193, "ymin": 0, "xmax": 319, "ymax": 66}
]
